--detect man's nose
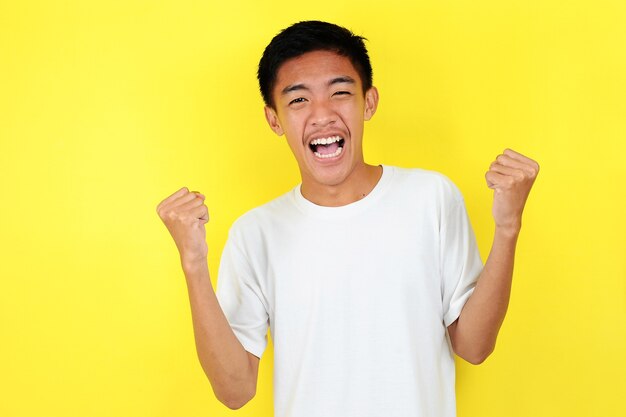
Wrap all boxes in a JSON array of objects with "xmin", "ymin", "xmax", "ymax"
[{"xmin": 310, "ymin": 99, "xmax": 337, "ymax": 127}]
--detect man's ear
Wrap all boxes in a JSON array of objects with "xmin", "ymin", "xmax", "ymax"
[
  {"xmin": 364, "ymin": 86, "xmax": 379, "ymax": 121},
  {"xmin": 264, "ymin": 106, "xmax": 284, "ymax": 136}
]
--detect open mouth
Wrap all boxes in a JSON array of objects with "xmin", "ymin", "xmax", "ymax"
[{"xmin": 308, "ymin": 135, "xmax": 345, "ymax": 159}]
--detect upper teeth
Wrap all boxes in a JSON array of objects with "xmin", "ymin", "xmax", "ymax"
[{"xmin": 310, "ymin": 136, "xmax": 342, "ymax": 145}]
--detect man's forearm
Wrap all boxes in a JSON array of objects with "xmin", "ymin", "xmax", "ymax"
[
  {"xmin": 156, "ymin": 188, "xmax": 259, "ymax": 408},
  {"xmin": 182, "ymin": 259, "xmax": 259, "ymax": 409},
  {"xmin": 448, "ymin": 226, "xmax": 519, "ymax": 364}
]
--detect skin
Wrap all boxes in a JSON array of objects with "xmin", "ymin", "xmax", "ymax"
[
  {"xmin": 156, "ymin": 49, "xmax": 539, "ymax": 407},
  {"xmin": 448, "ymin": 148, "xmax": 539, "ymax": 363},
  {"xmin": 156, "ymin": 189, "xmax": 258, "ymax": 409},
  {"xmin": 264, "ymin": 50, "xmax": 381, "ymax": 206}
]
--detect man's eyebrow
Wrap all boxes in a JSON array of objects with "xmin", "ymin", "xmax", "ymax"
[
  {"xmin": 328, "ymin": 76, "xmax": 355, "ymax": 86},
  {"xmin": 281, "ymin": 83, "xmax": 309, "ymax": 95},
  {"xmin": 281, "ymin": 76, "xmax": 356, "ymax": 95}
]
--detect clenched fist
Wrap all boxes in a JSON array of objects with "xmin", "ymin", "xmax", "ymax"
[
  {"xmin": 485, "ymin": 149, "xmax": 539, "ymax": 232},
  {"xmin": 157, "ymin": 187, "xmax": 209, "ymax": 266}
]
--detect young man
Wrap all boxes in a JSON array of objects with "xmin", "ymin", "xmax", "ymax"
[{"xmin": 157, "ymin": 21, "xmax": 539, "ymax": 417}]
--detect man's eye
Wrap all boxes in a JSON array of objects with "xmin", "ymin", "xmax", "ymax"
[
  {"xmin": 333, "ymin": 91, "xmax": 351, "ymax": 96},
  {"xmin": 289, "ymin": 97, "xmax": 306, "ymax": 105}
]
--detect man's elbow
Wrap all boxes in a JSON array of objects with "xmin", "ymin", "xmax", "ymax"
[
  {"xmin": 210, "ymin": 371, "xmax": 257, "ymax": 410},
  {"xmin": 219, "ymin": 396, "xmax": 251, "ymax": 411},
  {"xmin": 450, "ymin": 333, "xmax": 496, "ymax": 365},
  {"xmin": 215, "ymin": 386, "xmax": 256, "ymax": 410},
  {"xmin": 456, "ymin": 344, "xmax": 495, "ymax": 365},
  {"xmin": 462, "ymin": 350, "xmax": 491, "ymax": 365},
  {"xmin": 203, "ymin": 352, "xmax": 260, "ymax": 410}
]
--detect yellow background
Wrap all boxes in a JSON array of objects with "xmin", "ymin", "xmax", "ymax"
[{"xmin": 1, "ymin": 1, "xmax": 625, "ymax": 416}]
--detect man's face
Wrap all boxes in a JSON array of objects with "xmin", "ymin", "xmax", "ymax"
[{"xmin": 264, "ymin": 50, "xmax": 378, "ymax": 189}]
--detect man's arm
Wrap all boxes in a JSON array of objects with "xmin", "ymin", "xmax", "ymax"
[
  {"xmin": 157, "ymin": 187, "xmax": 259, "ymax": 409},
  {"xmin": 447, "ymin": 149, "xmax": 539, "ymax": 364}
]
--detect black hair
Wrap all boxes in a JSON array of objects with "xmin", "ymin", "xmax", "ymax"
[{"xmin": 257, "ymin": 20, "xmax": 373, "ymax": 108}]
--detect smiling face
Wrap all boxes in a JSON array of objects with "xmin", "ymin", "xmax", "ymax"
[{"xmin": 264, "ymin": 50, "xmax": 379, "ymax": 198}]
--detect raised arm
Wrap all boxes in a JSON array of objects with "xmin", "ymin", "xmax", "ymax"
[
  {"xmin": 447, "ymin": 149, "xmax": 539, "ymax": 364},
  {"xmin": 157, "ymin": 187, "xmax": 259, "ymax": 409}
]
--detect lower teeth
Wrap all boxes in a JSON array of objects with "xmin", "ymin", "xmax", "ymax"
[{"xmin": 314, "ymin": 146, "xmax": 343, "ymax": 159}]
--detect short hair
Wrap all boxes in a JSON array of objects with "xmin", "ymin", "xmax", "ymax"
[{"xmin": 258, "ymin": 20, "xmax": 373, "ymax": 108}]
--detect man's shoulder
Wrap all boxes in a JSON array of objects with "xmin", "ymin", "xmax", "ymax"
[
  {"xmin": 229, "ymin": 187, "xmax": 298, "ymax": 235},
  {"xmin": 390, "ymin": 165, "xmax": 451, "ymax": 183},
  {"xmin": 387, "ymin": 165, "xmax": 464, "ymax": 204}
]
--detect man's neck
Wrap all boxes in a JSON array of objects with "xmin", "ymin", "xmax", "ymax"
[{"xmin": 300, "ymin": 164, "xmax": 383, "ymax": 207}]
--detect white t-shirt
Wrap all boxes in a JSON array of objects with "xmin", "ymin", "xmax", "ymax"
[{"xmin": 216, "ymin": 165, "xmax": 483, "ymax": 417}]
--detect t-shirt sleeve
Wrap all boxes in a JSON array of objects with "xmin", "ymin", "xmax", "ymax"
[
  {"xmin": 440, "ymin": 186, "xmax": 483, "ymax": 327},
  {"xmin": 216, "ymin": 231, "xmax": 269, "ymax": 358}
]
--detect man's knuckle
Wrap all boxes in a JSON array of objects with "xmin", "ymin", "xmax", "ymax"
[
  {"xmin": 157, "ymin": 206, "xmax": 169, "ymax": 218},
  {"xmin": 165, "ymin": 209, "xmax": 179, "ymax": 220}
]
